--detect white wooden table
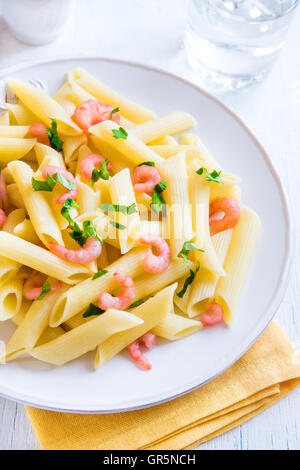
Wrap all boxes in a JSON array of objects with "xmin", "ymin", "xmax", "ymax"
[{"xmin": 0, "ymin": 0, "xmax": 299, "ymax": 451}]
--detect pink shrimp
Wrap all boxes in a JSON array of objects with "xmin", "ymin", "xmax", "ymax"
[
  {"xmin": 29, "ymin": 123, "xmax": 50, "ymax": 146},
  {"xmin": 98, "ymin": 270, "xmax": 135, "ymax": 311},
  {"xmin": 128, "ymin": 332, "xmax": 157, "ymax": 371},
  {"xmin": 139, "ymin": 234, "xmax": 170, "ymax": 274},
  {"xmin": 209, "ymin": 198, "xmax": 240, "ymax": 235},
  {"xmin": 199, "ymin": 303, "xmax": 224, "ymax": 327},
  {"xmin": 23, "ymin": 273, "xmax": 62, "ymax": 301},
  {"xmin": 131, "ymin": 165, "xmax": 162, "ymax": 195},
  {"xmin": 79, "ymin": 153, "xmax": 112, "ymax": 182},
  {"xmin": 42, "ymin": 165, "xmax": 78, "ymax": 205},
  {"xmin": 71, "ymin": 99, "xmax": 121, "ymax": 134},
  {"xmin": 48, "ymin": 236, "xmax": 102, "ymax": 264},
  {"xmin": 0, "ymin": 170, "xmax": 10, "ymax": 214},
  {"xmin": 0, "ymin": 209, "xmax": 6, "ymax": 228}
]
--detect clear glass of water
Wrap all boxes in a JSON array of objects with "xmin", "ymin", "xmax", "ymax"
[{"xmin": 185, "ymin": 0, "xmax": 300, "ymax": 90}]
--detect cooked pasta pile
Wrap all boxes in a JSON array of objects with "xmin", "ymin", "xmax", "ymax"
[{"xmin": 0, "ymin": 68, "xmax": 261, "ymax": 371}]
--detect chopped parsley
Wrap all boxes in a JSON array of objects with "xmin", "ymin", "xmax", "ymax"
[
  {"xmin": 128, "ymin": 299, "xmax": 146, "ymax": 309},
  {"xmin": 137, "ymin": 161, "xmax": 155, "ymax": 167},
  {"xmin": 32, "ymin": 172, "xmax": 76, "ymax": 193},
  {"xmin": 109, "ymin": 220, "xmax": 126, "ymax": 230},
  {"xmin": 92, "ymin": 269, "xmax": 108, "ymax": 280},
  {"xmin": 46, "ymin": 118, "xmax": 64, "ymax": 152},
  {"xmin": 112, "ymin": 127, "xmax": 128, "ymax": 140},
  {"xmin": 82, "ymin": 303, "xmax": 105, "ymax": 318},
  {"xmin": 99, "ymin": 203, "xmax": 137, "ymax": 216},
  {"xmin": 69, "ymin": 220, "xmax": 103, "ymax": 247},
  {"xmin": 61, "ymin": 198, "xmax": 80, "ymax": 227},
  {"xmin": 109, "ymin": 107, "xmax": 120, "ymax": 120},
  {"xmin": 151, "ymin": 180, "xmax": 167, "ymax": 214},
  {"xmin": 176, "ymin": 262, "xmax": 200, "ymax": 298},
  {"xmin": 37, "ymin": 282, "xmax": 51, "ymax": 300},
  {"xmin": 91, "ymin": 158, "xmax": 110, "ymax": 186},
  {"xmin": 196, "ymin": 167, "xmax": 223, "ymax": 183},
  {"xmin": 179, "ymin": 241, "xmax": 204, "ymax": 266}
]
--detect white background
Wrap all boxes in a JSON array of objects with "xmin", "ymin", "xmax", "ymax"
[{"xmin": 0, "ymin": 0, "xmax": 299, "ymax": 450}]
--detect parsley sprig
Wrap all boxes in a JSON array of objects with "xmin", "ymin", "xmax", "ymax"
[
  {"xmin": 176, "ymin": 262, "xmax": 200, "ymax": 298},
  {"xmin": 32, "ymin": 172, "xmax": 76, "ymax": 193},
  {"xmin": 179, "ymin": 241, "xmax": 204, "ymax": 266},
  {"xmin": 196, "ymin": 167, "xmax": 223, "ymax": 183},
  {"xmin": 91, "ymin": 158, "xmax": 110, "ymax": 186},
  {"xmin": 110, "ymin": 220, "xmax": 126, "ymax": 230},
  {"xmin": 112, "ymin": 127, "xmax": 128, "ymax": 140},
  {"xmin": 99, "ymin": 203, "xmax": 137, "ymax": 216},
  {"xmin": 69, "ymin": 220, "xmax": 103, "ymax": 247},
  {"xmin": 137, "ymin": 161, "xmax": 155, "ymax": 167},
  {"xmin": 37, "ymin": 282, "xmax": 51, "ymax": 300},
  {"xmin": 128, "ymin": 298, "xmax": 147, "ymax": 309},
  {"xmin": 61, "ymin": 198, "xmax": 80, "ymax": 226},
  {"xmin": 82, "ymin": 303, "xmax": 105, "ymax": 318},
  {"xmin": 46, "ymin": 118, "xmax": 64, "ymax": 152},
  {"xmin": 151, "ymin": 180, "xmax": 167, "ymax": 214},
  {"xmin": 109, "ymin": 107, "xmax": 120, "ymax": 120},
  {"xmin": 92, "ymin": 269, "xmax": 108, "ymax": 280}
]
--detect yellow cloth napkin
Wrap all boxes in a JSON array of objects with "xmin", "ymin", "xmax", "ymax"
[{"xmin": 26, "ymin": 321, "xmax": 300, "ymax": 450}]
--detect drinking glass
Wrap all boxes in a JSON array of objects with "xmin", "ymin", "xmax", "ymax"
[{"xmin": 185, "ymin": 0, "xmax": 300, "ymax": 90}]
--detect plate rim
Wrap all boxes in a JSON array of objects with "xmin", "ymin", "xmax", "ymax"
[{"xmin": 0, "ymin": 55, "xmax": 294, "ymax": 413}]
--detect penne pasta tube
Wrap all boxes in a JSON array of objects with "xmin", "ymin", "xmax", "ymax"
[
  {"xmin": 152, "ymin": 312, "xmax": 202, "ymax": 341},
  {"xmin": 31, "ymin": 310, "xmax": 143, "ymax": 366},
  {"xmin": 34, "ymin": 143, "xmax": 65, "ymax": 168},
  {"xmin": 89, "ymin": 121, "xmax": 164, "ymax": 166},
  {"xmin": 77, "ymin": 180, "xmax": 100, "ymax": 214},
  {"xmin": 0, "ymin": 257, "xmax": 20, "ymax": 287},
  {"xmin": 0, "ymin": 137, "xmax": 36, "ymax": 162},
  {"xmin": 158, "ymin": 151, "xmax": 194, "ymax": 256},
  {"xmin": 0, "ymin": 279, "xmax": 23, "ymax": 321},
  {"xmin": 130, "ymin": 112, "xmax": 196, "ymax": 144},
  {"xmin": 8, "ymin": 160, "xmax": 64, "ymax": 246},
  {"xmin": 215, "ymin": 206, "xmax": 261, "ymax": 325},
  {"xmin": 6, "ymin": 102, "xmax": 38, "ymax": 125},
  {"xmin": 1, "ymin": 166, "xmax": 14, "ymax": 184},
  {"xmin": 13, "ymin": 219, "xmax": 41, "ymax": 244},
  {"xmin": 8, "ymin": 80, "xmax": 81, "ymax": 136},
  {"xmin": 4, "ymin": 287, "xmax": 67, "ymax": 361},
  {"xmin": 95, "ymin": 283, "xmax": 177, "ymax": 368},
  {"xmin": 108, "ymin": 168, "xmax": 140, "ymax": 254},
  {"xmin": 180, "ymin": 229, "xmax": 233, "ymax": 317},
  {"xmin": 49, "ymin": 246, "xmax": 149, "ymax": 327},
  {"xmin": 63, "ymin": 134, "xmax": 87, "ymax": 164},
  {"xmin": 68, "ymin": 68, "xmax": 156, "ymax": 123},
  {"xmin": 0, "ymin": 125, "xmax": 29, "ymax": 138},
  {"xmin": 6, "ymin": 183, "xmax": 26, "ymax": 210},
  {"xmin": 0, "ymin": 111, "xmax": 9, "ymax": 125},
  {"xmin": 0, "ymin": 232, "xmax": 90, "ymax": 285},
  {"xmin": 2, "ymin": 208, "xmax": 26, "ymax": 233}
]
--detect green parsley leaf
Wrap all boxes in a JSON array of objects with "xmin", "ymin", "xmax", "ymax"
[
  {"xmin": 37, "ymin": 281, "xmax": 51, "ymax": 300},
  {"xmin": 137, "ymin": 161, "xmax": 155, "ymax": 167},
  {"xmin": 46, "ymin": 118, "xmax": 64, "ymax": 152},
  {"xmin": 99, "ymin": 203, "xmax": 138, "ymax": 215},
  {"xmin": 176, "ymin": 262, "xmax": 200, "ymax": 298},
  {"xmin": 82, "ymin": 303, "xmax": 105, "ymax": 318},
  {"xmin": 112, "ymin": 127, "xmax": 128, "ymax": 140},
  {"xmin": 53, "ymin": 173, "xmax": 76, "ymax": 190},
  {"xmin": 109, "ymin": 107, "xmax": 120, "ymax": 120},
  {"xmin": 109, "ymin": 220, "xmax": 126, "ymax": 230},
  {"xmin": 196, "ymin": 167, "xmax": 223, "ymax": 183},
  {"xmin": 179, "ymin": 241, "xmax": 204, "ymax": 266},
  {"xmin": 128, "ymin": 299, "xmax": 146, "ymax": 309},
  {"xmin": 92, "ymin": 269, "xmax": 108, "ymax": 280},
  {"xmin": 82, "ymin": 220, "xmax": 103, "ymax": 244},
  {"xmin": 91, "ymin": 158, "xmax": 110, "ymax": 186},
  {"xmin": 32, "ymin": 173, "xmax": 56, "ymax": 192},
  {"xmin": 151, "ymin": 180, "xmax": 167, "ymax": 214},
  {"xmin": 61, "ymin": 198, "xmax": 80, "ymax": 227},
  {"xmin": 68, "ymin": 223, "xmax": 86, "ymax": 247}
]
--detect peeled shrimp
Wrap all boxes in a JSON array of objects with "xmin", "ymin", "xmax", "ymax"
[
  {"xmin": 71, "ymin": 99, "xmax": 120, "ymax": 134},
  {"xmin": 29, "ymin": 123, "xmax": 50, "ymax": 146},
  {"xmin": 140, "ymin": 234, "xmax": 170, "ymax": 273},
  {"xmin": 199, "ymin": 303, "xmax": 224, "ymax": 327},
  {"xmin": 128, "ymin": 332, "xmax": 157, "ymax": 371},
  {"xmin": 48, "ymin": 236, "xmax": 102, "ymax": 264},
  {"xmin": 0, "ymin": 209, "xmax": 6, "ymax": 228},
  {"xmin": 98, "ymin": 270, "xmax": 135, "ymax": 311},
  {"xmin": 80, "ymin": 153, "xmax": 112, "ymax": 182},
  {"xmin": 131, "ymin": 165, "xmax": 162, "ymax": 195},
  {"xmin": 209, "ymin": 198, "xmax": 240, "ymax": 235},
  {"xmin": 23, "ymin": 273, "xmax": 62, "ymax": 301},
  {"xmin": 42, "ymin": 165, "xmax": 78, "ymax": 205}
]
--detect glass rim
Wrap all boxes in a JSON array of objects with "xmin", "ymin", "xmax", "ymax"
[{"xmin": 202, "ymin": 0, "xmax": 300, "ymax": 24}]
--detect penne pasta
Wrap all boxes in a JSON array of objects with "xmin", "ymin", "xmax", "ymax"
[
  {"xmin": 31, "ymin": 310, "xmax": 143, "ymax": 366},
  {"xmin": 13, "ymin": 218, "xmax": 41, "ymax": 244},
  {"xmin": 0, "ymin": 125, "xmax": 29, "ymax": 138},
  {"xmin": 0, "ymin": 279, "xmax": 23, "ymax": 321},
  {"xmin": 0, "ymin": 137, "xmax": 36, "ymax": 162},
  {"xmin": 95, "ymin": 283, "xmax": 177, "ymax": 368},
  {"xmin": 152, "ymin": 312, "xmax": 202, "ymax": 341}
]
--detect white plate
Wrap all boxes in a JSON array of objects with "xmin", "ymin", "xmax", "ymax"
[{"xmin": 0, "ymin": 57, "xmax": 293, "ymax": 413}]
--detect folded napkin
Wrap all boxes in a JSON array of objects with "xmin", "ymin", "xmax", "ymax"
[{"xmin": 26, "ymin": 321, "xmax": 300, "ymax": 450}]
